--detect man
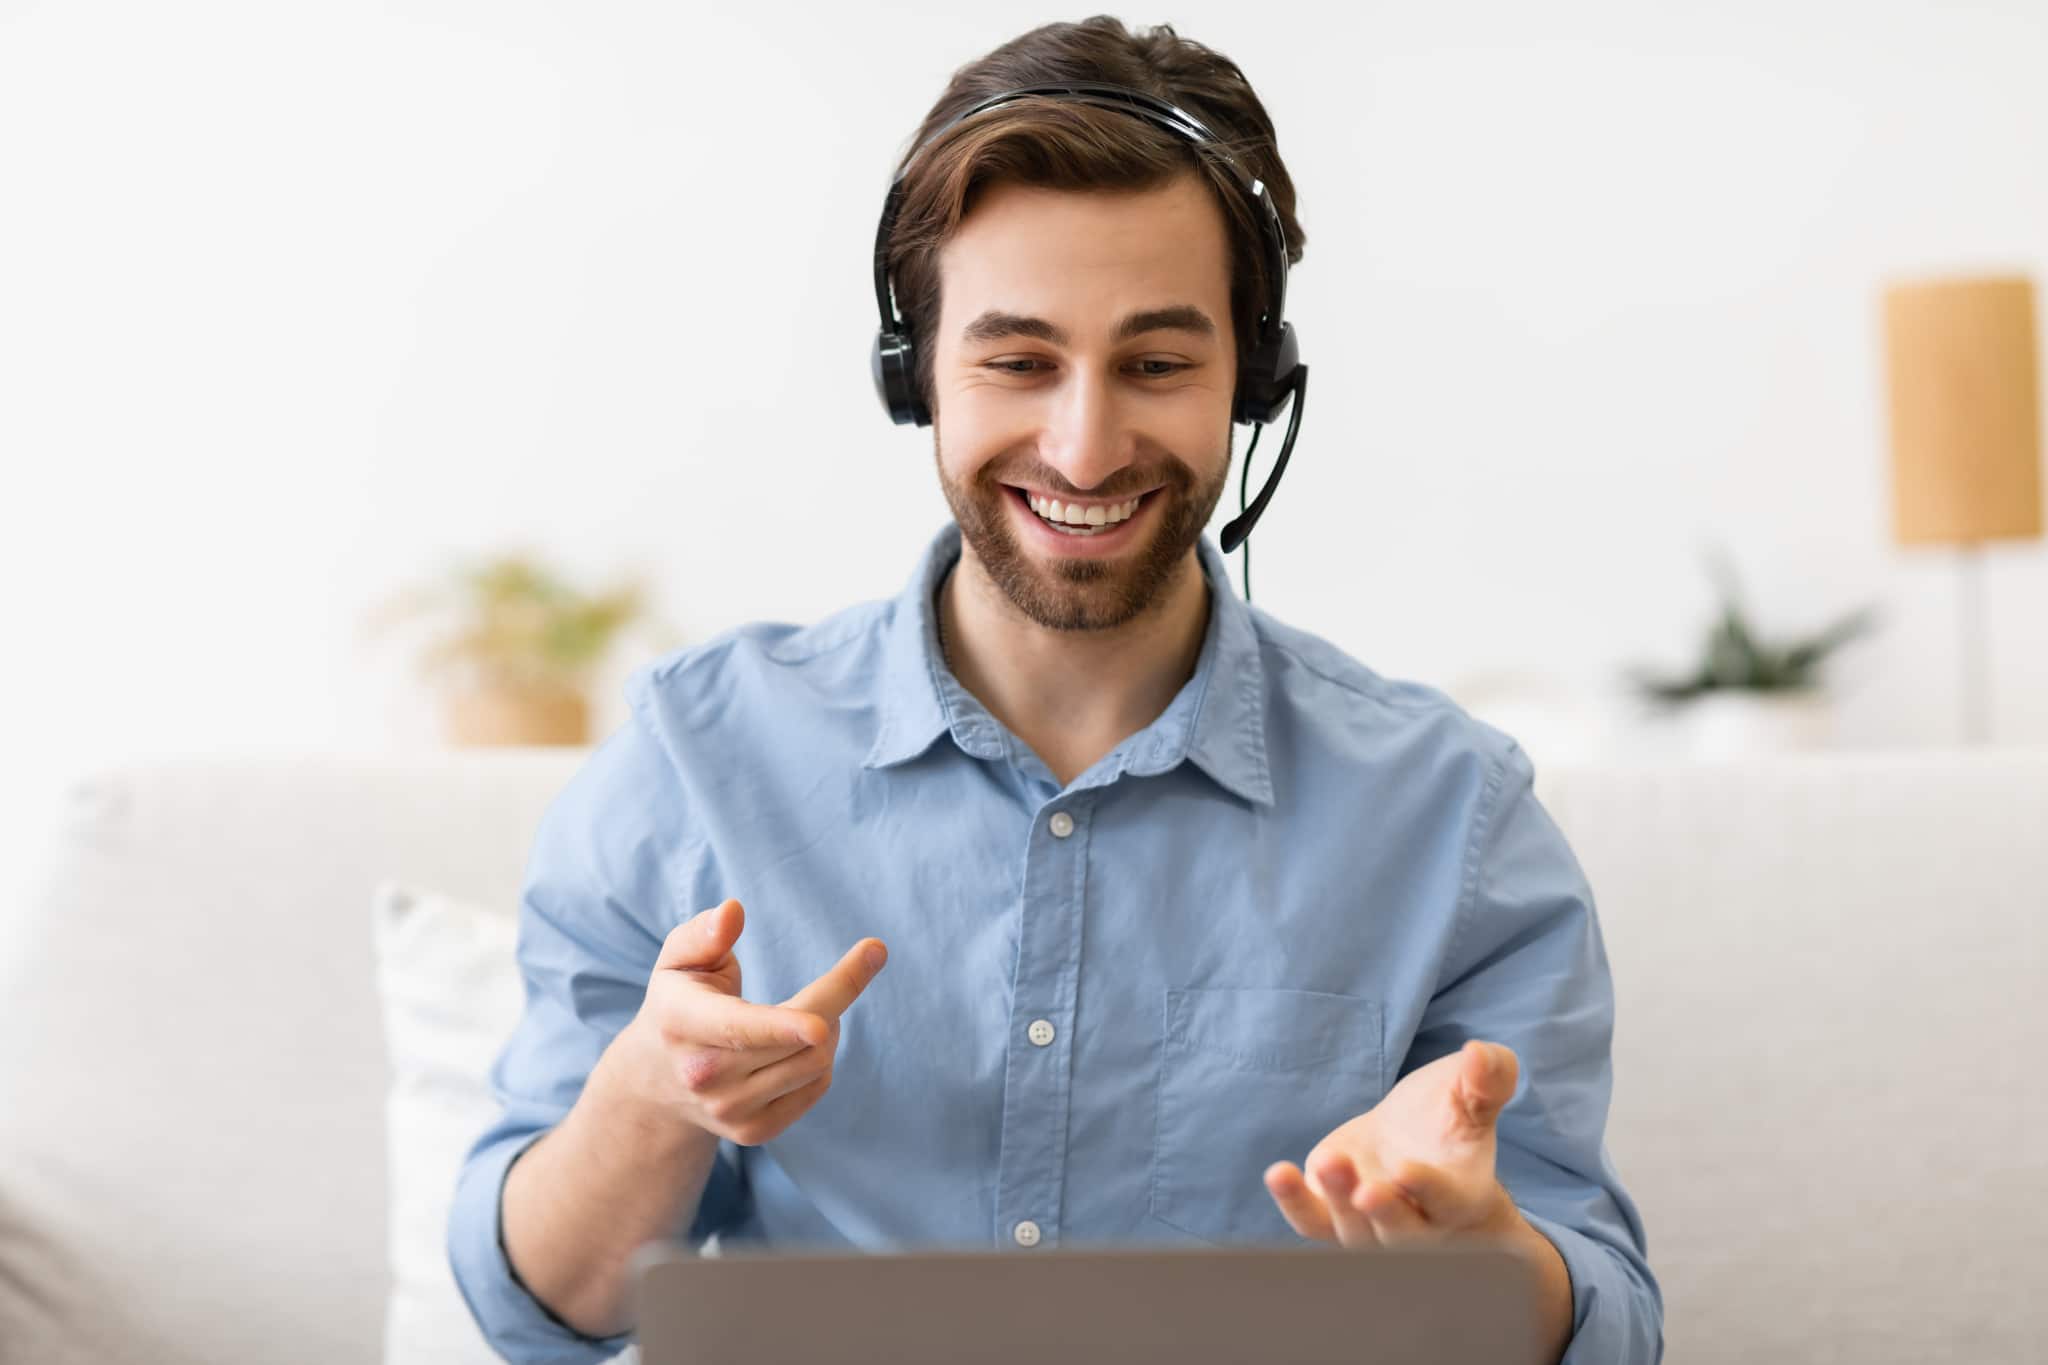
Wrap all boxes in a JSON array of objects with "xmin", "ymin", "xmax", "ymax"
[{"xmin": 449, "ymin": 17, "xmax": 1662, "ymax": 1365}]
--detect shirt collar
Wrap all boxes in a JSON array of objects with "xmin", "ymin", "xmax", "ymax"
[{"xmin": 862, "ymin": 522, "xmax": 1274, "ymax": 807}]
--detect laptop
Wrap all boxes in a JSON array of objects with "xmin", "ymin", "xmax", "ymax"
[{"xmin": 630, "ymin": 1239, "xmax": 1547, "ymax": 1364}]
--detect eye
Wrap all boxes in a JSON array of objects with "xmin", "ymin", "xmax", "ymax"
[{"xmin": 980, "ymin": 359, "xmax": 1192, "ymax": 378}]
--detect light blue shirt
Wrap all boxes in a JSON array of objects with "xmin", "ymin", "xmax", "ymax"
[{"xmin": 449, "ymin": 523, "xmax": 1663, "ymax": 1364}]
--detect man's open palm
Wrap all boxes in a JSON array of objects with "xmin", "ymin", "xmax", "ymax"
[{"xmin": 1264, "ymin": 1040, "xmax": 1524, "ymax": 1249}]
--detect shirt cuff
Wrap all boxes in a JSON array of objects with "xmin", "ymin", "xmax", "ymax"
[
  {"xmin": 448, "ymin": 1129, "xmax": 639, "ymax": 1365},
  {"xmin": 1519, "ymin": 1207, "xmax": 1666, "ymax": 1365}
]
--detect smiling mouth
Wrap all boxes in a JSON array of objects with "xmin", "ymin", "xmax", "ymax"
[{"xmin": 1004, "ymin": 485, "xmax": 1160, "ymax": 536}]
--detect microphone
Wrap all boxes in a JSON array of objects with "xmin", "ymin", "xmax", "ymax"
[{"xmin": 1220, "ymin": 364, "xmax": 1308, "ymax": 555}]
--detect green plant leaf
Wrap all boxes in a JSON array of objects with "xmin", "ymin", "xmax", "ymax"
[
  {"xmin": 1624, "ymin": 553, "xmax": 1880, "ymax": 702},
  {"xmin": 361, "ymin": 550, "xmax": 665, "ymax": 695}
]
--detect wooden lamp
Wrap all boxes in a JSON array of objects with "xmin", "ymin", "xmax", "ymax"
[{"xmin": 1881, "ymin": 273, "xmax": 2044, "ymax": 743}]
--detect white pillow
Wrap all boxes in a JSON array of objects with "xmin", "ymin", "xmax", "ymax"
[{"xmin": 370, "ymin": 881, "xmax": 638, "ymax": 1365}]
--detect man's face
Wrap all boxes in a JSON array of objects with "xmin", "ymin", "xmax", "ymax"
[{"xmin": 929, "ymin": 171, "xmax": 1237, "ymax": 632}]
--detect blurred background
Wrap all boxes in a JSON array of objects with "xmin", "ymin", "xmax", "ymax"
[
  {"xmin": 2, "ymin": 0, "xmax": 2043, "ymax": 830},
  {"xmin": 4, "ymin": 8, "xmax": 2044, "ymax": 1361}
]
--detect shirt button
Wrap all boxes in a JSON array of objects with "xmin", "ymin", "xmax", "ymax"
[
  {"xmin": 1027, "ymin": 1019, "xmax": 1056, "ymax": 1047},
  {"xmin": 1013, "ymin": 1220, "xmax": 1042, "ymax": 1247},
  {"xmin": 1049, "ymin": 811, "xmax": 1075, "ymax": 838}
]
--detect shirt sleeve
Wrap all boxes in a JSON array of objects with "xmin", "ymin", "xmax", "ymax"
[
  {"xmin": 446, "ymin": 670, "xmax": 751, "ymax": 1365},
  {"xmin": 1408, "ymin": 735, "xmax": 1665, "ymax": 1365}
]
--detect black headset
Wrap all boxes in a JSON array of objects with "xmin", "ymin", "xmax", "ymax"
[{"xmin": 870, "ymin": 80, "xmax": 1307, "ymax": 576}]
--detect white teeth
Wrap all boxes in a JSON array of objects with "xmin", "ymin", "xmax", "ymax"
[{"xmin": 1026, "ymin": 492, "xmax": 1143, "ymax": 526}]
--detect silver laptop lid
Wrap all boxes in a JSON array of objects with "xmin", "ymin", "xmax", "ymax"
[{"xmin": 632, "ymin": 1241, "xmax": 1546, "ymax": 1365}]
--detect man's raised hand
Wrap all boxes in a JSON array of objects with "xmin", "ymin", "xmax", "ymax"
[
  {"xmin": 603, "ymin": 898, "xmax": 887, "ymax": 1147},
  {"xmin": 1263, "ymin": 1039, "xmax": 1525, "ymax": 1249}
]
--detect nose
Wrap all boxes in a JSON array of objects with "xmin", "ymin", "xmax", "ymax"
[{"xmin": 1037, "ymin": 364, "xmax": 1136, "ymax": 494}]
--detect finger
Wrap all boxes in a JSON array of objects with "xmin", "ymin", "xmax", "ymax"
[
  {"xmin": 1263, "ymin": 1162, "xmax": 1336, "ymax": 1243},
  {"xmin": 655, "ymin": 899, "xmax": 745, "ymax": 973},
  {"xmin": 1304, "ymin": 1150, "xmax": 1379, "ymax": 1249},
  {"xmin": 781, "ymin": 938, "xmax": 888, "ymax": 1021},
  {"xmin": 1356, "ymin": 1176, "xmax": 1431, "ymax": 1246},
  {"xmin": 671, "ymin": 987, "xmax": 826, "ymax": 1052},
  {"xmin": 729, "ymin": 1040, "xmax": 834, "ymax": 1106},
  {"xmin": 1382, "ymin": 1159, "xmax": 1465, "ymax": 1225},
  {"xmin": 1454, "ymin": 1040, "xmax": 1518, "ymax": 1134},
  {"xmin": 744, "ymin": 1070, "xmax": 833, "ymax": 1139}
]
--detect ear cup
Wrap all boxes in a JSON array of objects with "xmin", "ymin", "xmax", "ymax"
[
  {"xmin": 1232, "ymin": 320, "xmax": 1300, "ymax": 426},
  {"xmin": 873, "ymin": 328, "xmax": 929, "ymax": 427}
]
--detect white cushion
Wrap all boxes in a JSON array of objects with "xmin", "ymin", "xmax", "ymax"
[
  {"xmin": 371, "ymin": 881, "xmax": 525, "ymax": 1365},
  {"xmin": 371, "ymin": 879, "xmax": 636, "ymax": 1365}
]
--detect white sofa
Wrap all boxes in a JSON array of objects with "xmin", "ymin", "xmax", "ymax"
[{"xmin": 2, "ymin": 746, "xmax": 2043, "ymax": 1363}]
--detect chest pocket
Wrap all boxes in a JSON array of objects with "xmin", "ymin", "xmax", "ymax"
[{"xmin": 1149, "ymin": 987, "xmax": 1386, "ymax": 1246}]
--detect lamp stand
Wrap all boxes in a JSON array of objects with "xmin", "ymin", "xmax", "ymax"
[{"xmin": 1956, "ymin": 542, "xmax": 1991, "ymax": 745}]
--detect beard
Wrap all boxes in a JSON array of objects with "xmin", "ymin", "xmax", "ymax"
[{"xmin": 934, "ymin": 418, "xmax": 1233, "ymax": 632}]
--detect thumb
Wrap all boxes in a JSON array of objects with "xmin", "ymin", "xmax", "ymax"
[
  {"xmin": 654, "ymin": 898, "xmax": 744, "ymax": 973},
  {"xmin": 1455, "ymin": 1040, "xmax": 1517, "ymax": 1131}
]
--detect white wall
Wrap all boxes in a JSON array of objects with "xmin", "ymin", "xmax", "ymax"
[{"xmin": 4, "ymin": 0, "xmax": 2044, "ymax": 829}]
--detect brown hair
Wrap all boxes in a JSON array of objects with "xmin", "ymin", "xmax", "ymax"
[{"xmin": 884, "ymin": 16, "xmax": 1308, "ymax": 421}]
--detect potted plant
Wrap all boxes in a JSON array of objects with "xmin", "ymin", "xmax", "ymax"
[
  {"xmin": 360, "ymin": 551, "xmax": 679, "ymax": 747},
  {"xmin": 1626, "ymin": 550, "xmax": 1878, "ymax": 757}
]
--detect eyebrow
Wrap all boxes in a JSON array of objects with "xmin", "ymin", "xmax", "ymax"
[{"xmin": 960, "ymin": 305, "xmax": 1217, "ymax": 348}]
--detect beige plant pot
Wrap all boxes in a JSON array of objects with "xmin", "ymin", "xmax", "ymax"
[{"xmin": 443, "ymin": 681, "xmax": 591, "ymax": 748}]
